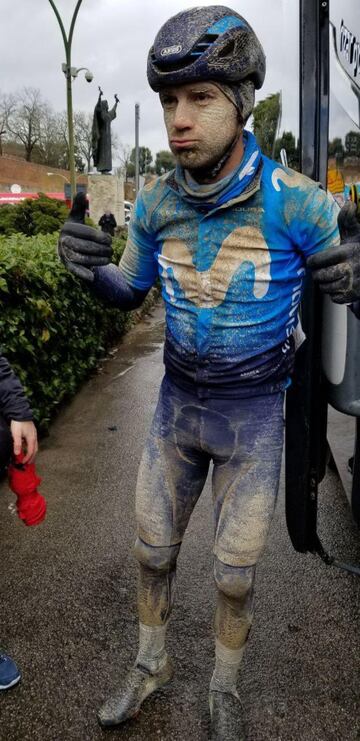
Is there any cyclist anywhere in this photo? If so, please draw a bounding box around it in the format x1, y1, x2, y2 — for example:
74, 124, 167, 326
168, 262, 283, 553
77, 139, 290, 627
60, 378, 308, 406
58, 6, 358, 738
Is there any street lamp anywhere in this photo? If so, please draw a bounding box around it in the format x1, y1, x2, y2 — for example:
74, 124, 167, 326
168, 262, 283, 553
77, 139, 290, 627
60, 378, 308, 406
61, 65, 93, 83
47, 172, 70, 184
48, 0, 93, 201
135, 103, 140, 196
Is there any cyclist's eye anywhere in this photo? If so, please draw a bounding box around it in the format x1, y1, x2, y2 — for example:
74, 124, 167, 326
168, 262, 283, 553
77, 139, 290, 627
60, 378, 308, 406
195, 92, 210, 102
161, 95, 176, 107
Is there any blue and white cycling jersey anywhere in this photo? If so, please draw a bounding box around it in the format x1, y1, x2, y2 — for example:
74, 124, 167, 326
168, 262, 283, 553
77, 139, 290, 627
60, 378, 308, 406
119, 132, 339, 396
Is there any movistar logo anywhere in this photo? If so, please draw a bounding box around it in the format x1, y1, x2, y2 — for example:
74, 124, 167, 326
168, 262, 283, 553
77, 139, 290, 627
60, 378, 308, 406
161, 45, 182, 57
158, 227, 271, 307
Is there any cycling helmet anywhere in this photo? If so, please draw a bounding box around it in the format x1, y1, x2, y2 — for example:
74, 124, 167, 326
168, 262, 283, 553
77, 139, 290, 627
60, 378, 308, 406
147, 6, 266, 93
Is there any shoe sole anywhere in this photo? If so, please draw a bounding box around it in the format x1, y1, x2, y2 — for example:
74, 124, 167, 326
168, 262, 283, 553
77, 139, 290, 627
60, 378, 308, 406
0, 675, 21, 690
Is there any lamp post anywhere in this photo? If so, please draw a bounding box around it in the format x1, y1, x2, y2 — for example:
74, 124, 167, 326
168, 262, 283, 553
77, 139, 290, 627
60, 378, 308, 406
47, 172, 70, 184
135, 103, 140, 196
48, 0, 93, 201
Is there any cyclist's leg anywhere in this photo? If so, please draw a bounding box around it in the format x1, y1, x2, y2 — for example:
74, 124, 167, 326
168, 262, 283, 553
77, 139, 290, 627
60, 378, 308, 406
98, 377, 210, 726
135, 377, 211, 631
208, 392, 284, 735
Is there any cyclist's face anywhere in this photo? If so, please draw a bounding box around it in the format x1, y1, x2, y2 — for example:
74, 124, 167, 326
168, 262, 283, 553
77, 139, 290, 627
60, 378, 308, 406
160, 81, 239, 172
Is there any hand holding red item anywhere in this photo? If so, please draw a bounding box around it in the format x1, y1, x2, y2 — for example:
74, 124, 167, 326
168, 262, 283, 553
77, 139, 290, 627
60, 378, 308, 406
7, 452, 47, 526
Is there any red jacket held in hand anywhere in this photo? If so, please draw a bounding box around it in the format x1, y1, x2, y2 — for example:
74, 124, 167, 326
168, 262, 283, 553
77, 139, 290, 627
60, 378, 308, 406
8, 453, 46, 526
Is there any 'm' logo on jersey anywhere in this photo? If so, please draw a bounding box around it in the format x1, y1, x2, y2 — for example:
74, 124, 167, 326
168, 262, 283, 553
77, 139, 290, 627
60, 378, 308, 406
161, 45, 182, 57
158, 226, 271, 308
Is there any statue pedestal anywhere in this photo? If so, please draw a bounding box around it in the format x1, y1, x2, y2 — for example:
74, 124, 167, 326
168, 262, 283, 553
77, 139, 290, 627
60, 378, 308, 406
88, 174, 125, 228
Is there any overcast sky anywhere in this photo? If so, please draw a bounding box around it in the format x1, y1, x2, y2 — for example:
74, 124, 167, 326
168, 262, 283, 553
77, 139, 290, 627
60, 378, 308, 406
1, 1, 299, 165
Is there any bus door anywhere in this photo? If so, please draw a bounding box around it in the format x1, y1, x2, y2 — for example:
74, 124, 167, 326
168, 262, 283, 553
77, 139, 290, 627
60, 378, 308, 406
285, 0, 360, 564
285, 0, 330, 556
323, 0, 360, 527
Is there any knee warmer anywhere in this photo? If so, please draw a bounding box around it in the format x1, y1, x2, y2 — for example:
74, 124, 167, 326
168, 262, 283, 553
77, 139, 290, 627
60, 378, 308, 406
0, 416, 12, 471
213, 556, 255, 602
134, 537, 180, 573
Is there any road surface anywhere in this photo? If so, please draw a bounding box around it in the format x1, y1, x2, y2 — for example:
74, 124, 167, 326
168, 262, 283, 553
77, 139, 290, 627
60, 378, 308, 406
0, 304, 359, 740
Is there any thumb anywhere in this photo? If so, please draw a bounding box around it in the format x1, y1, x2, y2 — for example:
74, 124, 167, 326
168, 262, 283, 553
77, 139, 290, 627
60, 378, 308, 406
338, 200, 360, 242
69, 196, 87, 224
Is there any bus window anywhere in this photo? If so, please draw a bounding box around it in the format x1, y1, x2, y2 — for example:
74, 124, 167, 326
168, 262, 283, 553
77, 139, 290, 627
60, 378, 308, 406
328, 3, 360, 206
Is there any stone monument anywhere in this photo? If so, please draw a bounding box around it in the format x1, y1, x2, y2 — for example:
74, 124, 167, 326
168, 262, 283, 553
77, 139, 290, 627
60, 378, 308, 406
88, 87, 125, 227
92, 87, 119, 174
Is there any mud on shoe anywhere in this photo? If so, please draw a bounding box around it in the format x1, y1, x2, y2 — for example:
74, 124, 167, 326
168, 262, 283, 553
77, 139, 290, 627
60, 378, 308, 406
0, 652, 21, 690
97, 656, 173, 727
209, 689, 246, 741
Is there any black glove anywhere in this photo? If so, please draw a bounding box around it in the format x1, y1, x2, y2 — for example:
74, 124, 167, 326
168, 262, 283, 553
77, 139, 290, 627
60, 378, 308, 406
307, 201, 360, 303
58, 222, 113, 283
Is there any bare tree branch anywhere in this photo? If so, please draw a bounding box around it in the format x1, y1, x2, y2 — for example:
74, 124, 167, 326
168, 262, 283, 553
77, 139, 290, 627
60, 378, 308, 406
6, 87, 47, 161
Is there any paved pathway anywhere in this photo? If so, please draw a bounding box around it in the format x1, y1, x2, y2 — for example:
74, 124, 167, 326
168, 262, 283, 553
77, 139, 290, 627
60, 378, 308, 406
1, 305, 359, 740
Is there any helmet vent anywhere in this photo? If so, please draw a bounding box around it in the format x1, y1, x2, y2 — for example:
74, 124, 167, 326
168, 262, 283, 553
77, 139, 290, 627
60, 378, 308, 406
190, 33, 219, 56
217, 39, 236, 58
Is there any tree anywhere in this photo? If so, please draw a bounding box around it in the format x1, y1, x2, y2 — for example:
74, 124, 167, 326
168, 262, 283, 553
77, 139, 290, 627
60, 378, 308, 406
328, 137, 344, 157
345, 131, 360, 157
274, 131, 300, 170
0, 91, 16, 156
115, 144, 132, 180
36, 108, 68, 168
130, 146, 152, 175
155, 150, 175, 175
6, 88, 47, 162
126, 162, 136, 179
0, 88, 113, 173
37, 109, 86, 171
252, 92, 281, 157
47, 110, 85, 172
74, 111, 93, 172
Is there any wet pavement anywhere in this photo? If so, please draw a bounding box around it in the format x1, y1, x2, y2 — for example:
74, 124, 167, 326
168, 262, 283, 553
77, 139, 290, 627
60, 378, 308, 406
0, 303, 359, 741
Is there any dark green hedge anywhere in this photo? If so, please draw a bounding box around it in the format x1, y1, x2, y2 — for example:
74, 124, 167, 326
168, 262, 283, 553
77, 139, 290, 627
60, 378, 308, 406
0, 195, 70, 236
0, 195, 96, 237
0, 232, 153, 430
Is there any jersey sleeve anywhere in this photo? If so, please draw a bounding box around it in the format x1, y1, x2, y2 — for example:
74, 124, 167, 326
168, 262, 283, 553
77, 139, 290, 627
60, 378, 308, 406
119, 193, 158, 290
290, 184, 340, 259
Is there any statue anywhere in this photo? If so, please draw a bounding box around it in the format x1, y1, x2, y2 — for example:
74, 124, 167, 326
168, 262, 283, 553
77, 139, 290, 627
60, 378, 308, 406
92, 87, 119, 174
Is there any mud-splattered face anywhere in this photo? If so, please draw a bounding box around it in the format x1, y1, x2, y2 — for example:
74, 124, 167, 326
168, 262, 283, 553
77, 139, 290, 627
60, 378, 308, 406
160, 81, 239, 173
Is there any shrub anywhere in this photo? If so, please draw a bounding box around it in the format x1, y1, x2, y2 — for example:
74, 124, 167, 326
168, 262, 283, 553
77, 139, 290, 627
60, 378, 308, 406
0, 195, 69, 237
0, 205, 17, 235
0, 231, 154, 430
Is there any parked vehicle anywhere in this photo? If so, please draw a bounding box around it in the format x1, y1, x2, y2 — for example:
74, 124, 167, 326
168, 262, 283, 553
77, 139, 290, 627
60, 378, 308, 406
124, 200, 133, 224
284, 0, 360, 573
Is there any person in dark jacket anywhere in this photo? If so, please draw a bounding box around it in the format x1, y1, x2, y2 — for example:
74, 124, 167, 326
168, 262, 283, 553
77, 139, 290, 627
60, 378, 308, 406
98, 210, 117, 236
0, 353, 38, 691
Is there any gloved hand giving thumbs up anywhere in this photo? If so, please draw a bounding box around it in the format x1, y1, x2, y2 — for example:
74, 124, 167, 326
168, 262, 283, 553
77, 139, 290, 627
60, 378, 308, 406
58, 191, 112, 284
307, 200, 360, 303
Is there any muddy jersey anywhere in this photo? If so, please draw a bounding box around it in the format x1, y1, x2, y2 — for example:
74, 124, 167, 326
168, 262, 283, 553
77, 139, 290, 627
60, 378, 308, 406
119, 132, 339, 397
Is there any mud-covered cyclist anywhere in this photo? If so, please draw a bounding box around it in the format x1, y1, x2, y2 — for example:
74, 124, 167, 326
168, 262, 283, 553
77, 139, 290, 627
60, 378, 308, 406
58, 6, 360, 739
